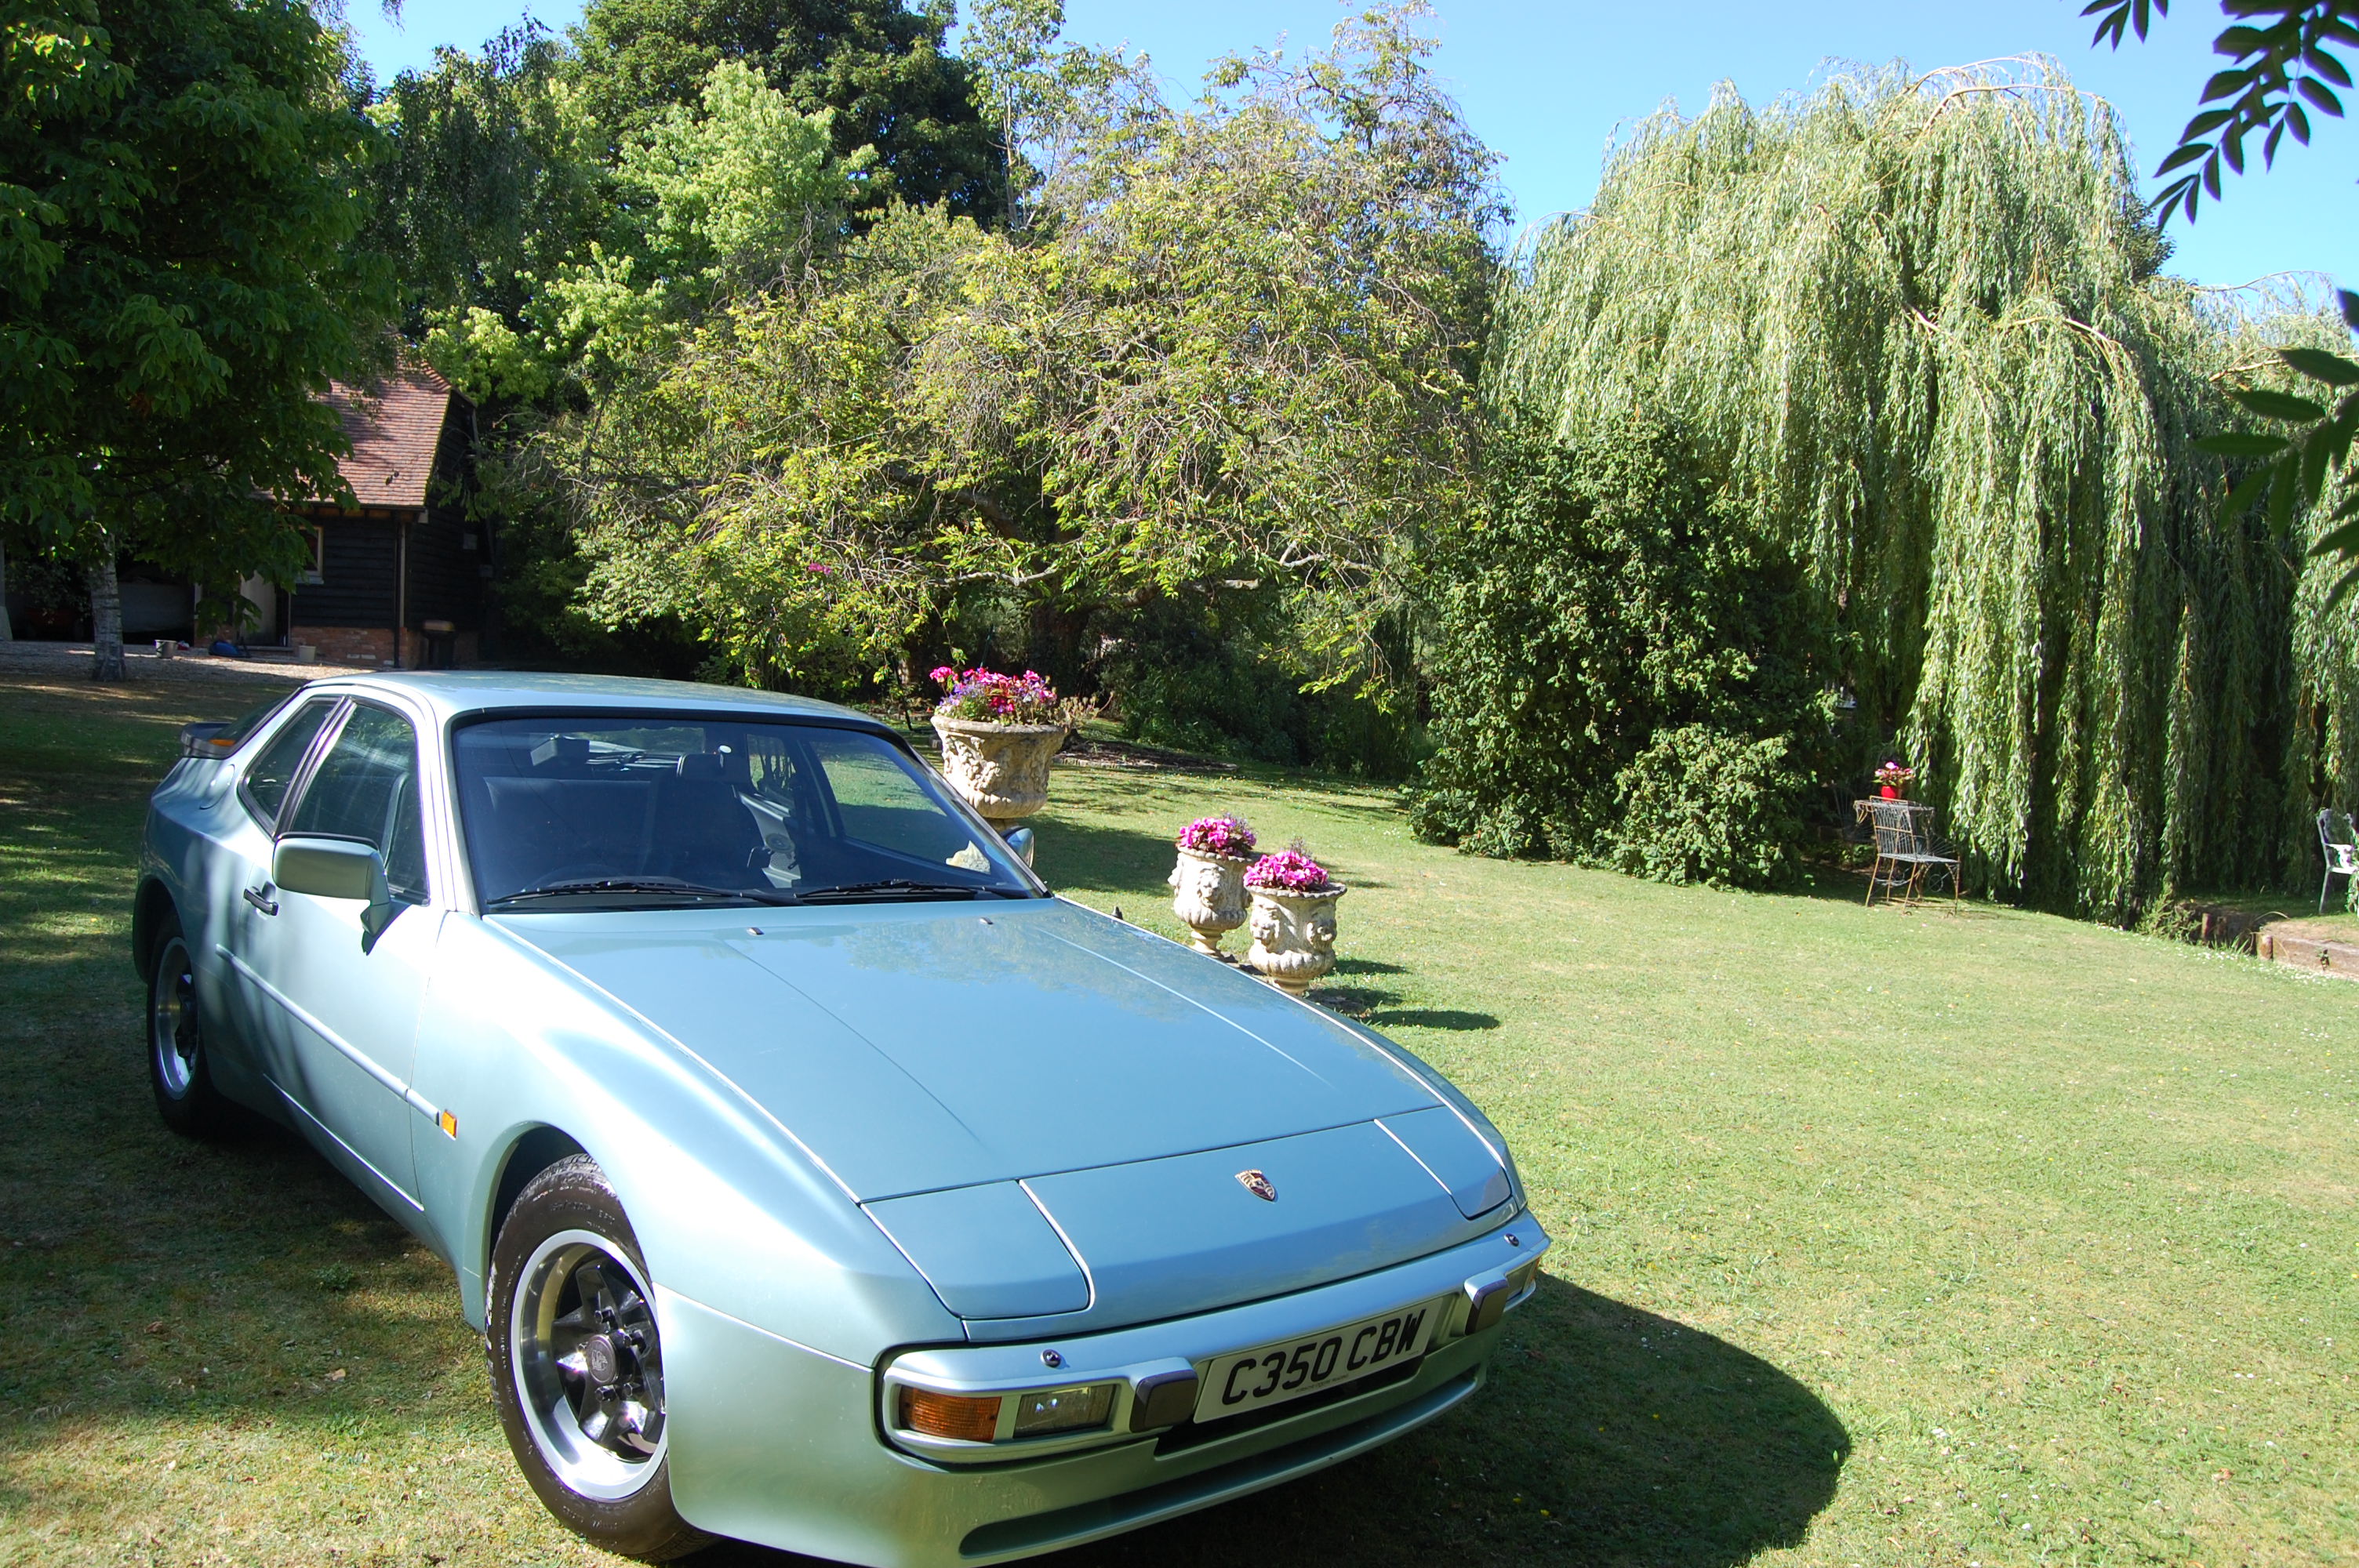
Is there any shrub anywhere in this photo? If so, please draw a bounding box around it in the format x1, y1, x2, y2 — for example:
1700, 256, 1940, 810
1091, 587, 1416, 777
1608, 725, 1811, 887
1410, 414, 1833, 887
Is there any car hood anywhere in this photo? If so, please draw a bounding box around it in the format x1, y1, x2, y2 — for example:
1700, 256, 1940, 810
496, 898, 1444, 1203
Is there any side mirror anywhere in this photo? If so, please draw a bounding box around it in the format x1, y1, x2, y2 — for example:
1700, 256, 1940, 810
178, 720, 231, 759
1003, 826, 1035, 866
274, 837, 397, 945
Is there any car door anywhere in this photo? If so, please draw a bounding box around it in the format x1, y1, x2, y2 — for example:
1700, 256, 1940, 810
242, 699, 441, 1214
216, 695, 345, 1076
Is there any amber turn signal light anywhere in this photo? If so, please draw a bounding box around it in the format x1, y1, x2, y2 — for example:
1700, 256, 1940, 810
897, 1387, 1001, 1442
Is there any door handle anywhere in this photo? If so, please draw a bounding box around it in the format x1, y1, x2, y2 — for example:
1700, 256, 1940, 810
243, 884, 279, 916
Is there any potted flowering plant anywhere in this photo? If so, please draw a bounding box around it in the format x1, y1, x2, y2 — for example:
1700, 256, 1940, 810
1874, 759, 1917, 800
928, 666, 1074, 834
1168, 815, 1258, 956
1243, 844, 1346, 996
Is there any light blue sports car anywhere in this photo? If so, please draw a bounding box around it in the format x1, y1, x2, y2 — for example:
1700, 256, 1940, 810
134, 673, 1547, 1563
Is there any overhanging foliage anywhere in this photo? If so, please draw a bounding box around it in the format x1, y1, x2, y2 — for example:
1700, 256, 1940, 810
1489, 59, 2357, 914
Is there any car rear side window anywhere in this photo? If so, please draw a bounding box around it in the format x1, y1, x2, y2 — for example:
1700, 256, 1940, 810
240, 699, 339, 826
214, 689, 300, 753
285, 704, 430, 900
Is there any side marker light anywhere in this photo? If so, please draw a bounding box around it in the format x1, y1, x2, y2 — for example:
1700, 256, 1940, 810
437, 1109, 458, 1138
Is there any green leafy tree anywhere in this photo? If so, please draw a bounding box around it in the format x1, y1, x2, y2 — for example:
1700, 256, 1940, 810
569, 0, 1000, 217
1411, 417, 1833, 888
963, 2, 1503, 701
1490, 60, 2350, 914
2082, 1, 2354, 223
362, 24, 609, 338
961, 0, 1061, 227
556, 201, 1005, 692
960, 0, 1136, 230
2081, 5, 2359, 597
556, 3, 1502, 718
2193, 289, 2359, 604
0, 0, 393, 678
424, 59, 858, 404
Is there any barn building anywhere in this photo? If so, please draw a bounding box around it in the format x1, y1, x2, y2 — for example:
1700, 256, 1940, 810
241, 365, 492, 667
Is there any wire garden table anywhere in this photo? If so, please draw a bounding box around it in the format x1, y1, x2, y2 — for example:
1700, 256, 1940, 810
1856, 798, 1963, 908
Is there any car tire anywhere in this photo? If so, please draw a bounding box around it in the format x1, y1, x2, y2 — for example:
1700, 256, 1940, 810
147, 913, 233, 1138
486, 1155, 711, 1562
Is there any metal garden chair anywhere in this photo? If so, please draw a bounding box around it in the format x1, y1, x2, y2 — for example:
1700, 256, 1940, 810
1864, 799, 1961, 908
2318, 808, 2359, 913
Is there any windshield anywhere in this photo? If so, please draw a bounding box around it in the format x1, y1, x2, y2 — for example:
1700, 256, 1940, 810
453, 715, 1041, 910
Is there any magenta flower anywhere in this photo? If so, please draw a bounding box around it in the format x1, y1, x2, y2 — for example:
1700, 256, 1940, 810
1176, 815, 1257, 858
1245, 848, 1332, 893
931, 665, 1063, 724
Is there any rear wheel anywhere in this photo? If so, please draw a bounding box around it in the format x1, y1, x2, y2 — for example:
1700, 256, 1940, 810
147, 914, 231, 1138
487, 1155, 711, 1562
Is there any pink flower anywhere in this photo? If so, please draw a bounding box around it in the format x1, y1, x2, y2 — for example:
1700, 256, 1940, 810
1176, 815, 1257, 858
1245, 848, 1332, 893
932, 666, 1064, 724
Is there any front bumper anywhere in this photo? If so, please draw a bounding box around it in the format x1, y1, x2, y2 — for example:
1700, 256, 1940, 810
659, 1214, 1548, 1566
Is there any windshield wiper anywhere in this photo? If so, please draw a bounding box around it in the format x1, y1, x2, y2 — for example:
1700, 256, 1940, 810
791, 878, 1004, 902
485, 877, 803, 910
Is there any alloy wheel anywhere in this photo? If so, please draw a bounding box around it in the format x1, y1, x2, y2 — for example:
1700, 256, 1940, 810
510, 1228, 669, 1501
150, 935, 200, 1099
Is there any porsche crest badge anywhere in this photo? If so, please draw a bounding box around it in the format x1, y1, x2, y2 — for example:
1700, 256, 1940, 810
1236, 1169, 1277, 1202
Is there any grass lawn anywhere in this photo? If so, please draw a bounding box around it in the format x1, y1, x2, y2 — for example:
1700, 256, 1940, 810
2, 670, 2354, 1566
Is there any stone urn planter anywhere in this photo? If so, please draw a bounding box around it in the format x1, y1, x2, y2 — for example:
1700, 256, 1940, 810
931, 715, 1065, 836
1169, 848, 1252, 956
1246, 883, 1346, 997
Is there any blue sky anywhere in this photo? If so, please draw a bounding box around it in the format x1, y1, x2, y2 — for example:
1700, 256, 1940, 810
344, 0, 2352, 290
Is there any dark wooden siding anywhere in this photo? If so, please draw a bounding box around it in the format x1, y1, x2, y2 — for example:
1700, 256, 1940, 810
405, 508, 482, 630
289, 521, 398, 629
284, 395, 489, 637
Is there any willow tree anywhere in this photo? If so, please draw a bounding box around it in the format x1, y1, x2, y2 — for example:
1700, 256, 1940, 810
1488, 57, 2357, 915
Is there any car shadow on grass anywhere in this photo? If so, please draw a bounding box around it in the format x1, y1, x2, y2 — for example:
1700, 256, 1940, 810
708, 1275, 1845, 1568
1365, 1007, 1500, 1031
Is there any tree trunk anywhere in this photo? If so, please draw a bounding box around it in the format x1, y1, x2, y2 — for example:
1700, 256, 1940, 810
0, 535, 12, 641
88, 554, 125, 681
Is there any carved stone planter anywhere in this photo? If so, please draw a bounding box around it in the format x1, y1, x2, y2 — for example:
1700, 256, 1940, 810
930, 716, 1064, 835
1245, 884, 1345, 997
1168, 848, 1252, 956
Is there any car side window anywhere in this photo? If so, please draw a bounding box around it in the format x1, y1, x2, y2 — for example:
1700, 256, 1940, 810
239, 699, 339, 827
283, 703, 431, 901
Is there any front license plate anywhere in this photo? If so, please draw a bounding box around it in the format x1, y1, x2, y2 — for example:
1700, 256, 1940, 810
1193, 1296, 1448, 1424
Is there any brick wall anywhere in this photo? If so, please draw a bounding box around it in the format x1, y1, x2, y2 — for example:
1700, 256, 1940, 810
293, 626, 395, 666
287, 625, 482, 667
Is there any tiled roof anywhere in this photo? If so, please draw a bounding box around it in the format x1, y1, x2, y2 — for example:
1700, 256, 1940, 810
308, 365, 456, 510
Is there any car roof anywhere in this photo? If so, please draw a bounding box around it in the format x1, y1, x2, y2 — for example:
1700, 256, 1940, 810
291, 670, 889, 728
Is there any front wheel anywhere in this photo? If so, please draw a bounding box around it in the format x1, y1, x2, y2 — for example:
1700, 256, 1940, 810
147, 914, 232, 1137
486, 1155, 711, 1562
